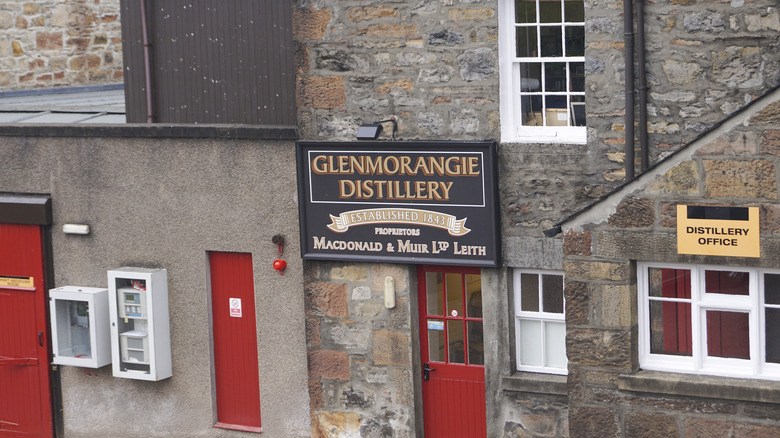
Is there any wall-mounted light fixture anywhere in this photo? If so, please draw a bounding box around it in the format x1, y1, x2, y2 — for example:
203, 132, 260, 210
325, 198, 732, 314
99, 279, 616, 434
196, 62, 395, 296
384, 276, 395, 309
356, 116, 398, 140
63, 224, 90, 235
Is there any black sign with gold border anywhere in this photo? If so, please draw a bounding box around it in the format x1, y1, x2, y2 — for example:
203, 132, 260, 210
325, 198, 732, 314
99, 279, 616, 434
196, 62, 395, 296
296, 141, 501, 267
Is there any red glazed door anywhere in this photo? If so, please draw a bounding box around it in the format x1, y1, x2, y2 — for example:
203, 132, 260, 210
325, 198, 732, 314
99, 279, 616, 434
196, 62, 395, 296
209, 252, 262, 433
418, 265, 486, 438
0, 223, 53, 437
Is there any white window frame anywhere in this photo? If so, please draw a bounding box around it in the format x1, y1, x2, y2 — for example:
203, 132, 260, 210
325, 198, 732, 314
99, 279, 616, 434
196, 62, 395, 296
498, 0, 586, 144
638, 262, 780, 381
513, 269, 567, 375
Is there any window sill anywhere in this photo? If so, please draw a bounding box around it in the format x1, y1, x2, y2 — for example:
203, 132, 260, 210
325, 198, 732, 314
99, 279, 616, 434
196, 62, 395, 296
501, 372, 568, 396
618, 370, 780, 404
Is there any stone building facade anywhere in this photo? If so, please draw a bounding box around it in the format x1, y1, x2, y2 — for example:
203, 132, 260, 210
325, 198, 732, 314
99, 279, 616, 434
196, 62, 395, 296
0, 0, 122, 89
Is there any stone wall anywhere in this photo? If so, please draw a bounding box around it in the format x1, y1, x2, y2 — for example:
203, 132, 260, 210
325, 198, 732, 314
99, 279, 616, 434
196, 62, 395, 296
0, 0, 122, 89
305, 262, 417, 438
562, 93, 780, 437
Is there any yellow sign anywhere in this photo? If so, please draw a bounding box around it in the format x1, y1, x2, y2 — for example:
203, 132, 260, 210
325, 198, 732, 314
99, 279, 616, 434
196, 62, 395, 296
677, 205, 759, 257
0, 276, 34, 288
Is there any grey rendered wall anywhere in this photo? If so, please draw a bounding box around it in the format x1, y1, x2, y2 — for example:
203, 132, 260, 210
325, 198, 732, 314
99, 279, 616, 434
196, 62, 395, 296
0, 133, 310, 437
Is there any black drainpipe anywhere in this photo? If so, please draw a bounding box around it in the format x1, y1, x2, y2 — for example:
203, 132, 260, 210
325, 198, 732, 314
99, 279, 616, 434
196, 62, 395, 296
624, 0, 635, 180
139, 0, 154, 123
636, 0, 649, 172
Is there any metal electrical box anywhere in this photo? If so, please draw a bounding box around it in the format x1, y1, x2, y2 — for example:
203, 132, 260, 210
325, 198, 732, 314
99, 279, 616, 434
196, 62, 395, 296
108, 267, 171, 381
49, 286, 111, 368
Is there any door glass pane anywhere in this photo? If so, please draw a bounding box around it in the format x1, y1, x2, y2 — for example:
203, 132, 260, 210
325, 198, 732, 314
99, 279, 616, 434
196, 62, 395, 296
427, 319, 445, 362
544, 321, 567, 368
649, 300, 692, 356
649, 267, 691, 299
539, 26, 563, 57
515, 0, 537, 24
542, 274, 563, 313
765, 273, 780, 304
426, 272, 443, 315
705, 270, 749, 296
516, 26, 538, 57
539, 1, 561, 23
519, 319, 542, 366
466, 274, 482, 318
766, 308, 780, 363
448, 320, 465, 364
520, 273, 539, 311
467, 321, 484, 365
446, 273, 463, 317
706, 310, 749, 359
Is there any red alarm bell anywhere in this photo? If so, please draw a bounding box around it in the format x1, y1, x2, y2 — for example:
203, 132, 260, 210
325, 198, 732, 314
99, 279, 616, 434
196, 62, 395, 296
273, 259, 287, 275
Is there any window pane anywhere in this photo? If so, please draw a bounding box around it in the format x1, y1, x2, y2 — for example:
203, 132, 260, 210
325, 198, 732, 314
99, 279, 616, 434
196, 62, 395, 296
542, 274, 564, 313
564, 1, 584, 22
544, 321, 567, 368
519, 319, 543, 366
426, 272, 443, 315
705, 270, 749, 296
428, 320, 445, 362
448, 320, 465, 364
466, 274, 482, 318
468, 321, 484, 365
571, 96, 585, 126
706, 311, 749, 359
765, 273, 780, 304
519, 62, 541, 92
565, 26, 584, 57
539, 26, 563, 57
569, 62, 585, 92
766, 308, 780, 363
446, 273, 463, 317
649, 300, 692, 356
648, 267, 691, 299
515, 0, 537, 24
539, 1, 561, 23
521, 273, 539, 311
516, 27, 538, 58
544, 62, 567, 92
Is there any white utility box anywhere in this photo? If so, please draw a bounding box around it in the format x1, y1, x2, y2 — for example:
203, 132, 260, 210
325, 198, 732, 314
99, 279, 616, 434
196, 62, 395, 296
108, 267, 171, 381
49, 286, 111, 368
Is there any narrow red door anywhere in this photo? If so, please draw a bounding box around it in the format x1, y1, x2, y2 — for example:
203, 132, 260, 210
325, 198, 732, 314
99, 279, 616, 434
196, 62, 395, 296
0, 223, 53, 437
418, 265, 486, 438
209, 252, 262, 432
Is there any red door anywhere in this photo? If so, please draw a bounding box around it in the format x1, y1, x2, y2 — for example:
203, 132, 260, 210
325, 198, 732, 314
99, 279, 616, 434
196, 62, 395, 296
0, 223, 53, 437
208, 252, 262, 433
418, 265, 486, 438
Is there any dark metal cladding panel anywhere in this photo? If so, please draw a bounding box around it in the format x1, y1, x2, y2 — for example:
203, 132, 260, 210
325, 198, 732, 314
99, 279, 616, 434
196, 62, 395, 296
119, 0, 148, 124
121, 0, 296, 125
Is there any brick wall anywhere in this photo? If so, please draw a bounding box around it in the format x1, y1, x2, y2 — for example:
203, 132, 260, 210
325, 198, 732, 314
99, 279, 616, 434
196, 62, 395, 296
0, 0, 122, 89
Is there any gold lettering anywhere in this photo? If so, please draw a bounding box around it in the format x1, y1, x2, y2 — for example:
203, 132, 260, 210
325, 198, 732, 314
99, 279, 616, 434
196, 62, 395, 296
339, 180, 356, 198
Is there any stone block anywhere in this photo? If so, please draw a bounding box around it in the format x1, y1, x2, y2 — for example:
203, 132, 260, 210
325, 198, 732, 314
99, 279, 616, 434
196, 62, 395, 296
331, 265, 368, 282
354, 302, 382, 318
569, 406, 620, 438
36, 32, 62, 50
712, 46, 763, 89
371, 264, 409, 292
662, 59, 702, 85
309, 379, 324, 408
599, 284, 633, 328
12, 41, 24, 56
761, 130, 780, 156
307, 316, 322, 348
347, 6, 398, 22
566, 327, 633, 369
448, 8, 495, 22
311, 410, 360, 437
607, 197, 655, 228
564, 259, 630, 282
626, 412, 679, 438
563, 230, 592, 256
293, 8, 331, 41
393, 368, 412, 405
646, 161, 699, 194
660, 203, 678, 228
309, 350, 350, 380
565, 281, 590, 326
752, 101, 780, 125
358, 24, 418, 38
703, 159, 778, 200
373, 329, 410, 367
306, 281, 349, 318
329, 325, 371, 352
297, 76, 346, 109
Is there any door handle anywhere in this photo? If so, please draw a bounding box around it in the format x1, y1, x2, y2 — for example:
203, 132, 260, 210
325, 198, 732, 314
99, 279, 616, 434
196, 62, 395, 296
39, 331, 44, 347
423, 363, 436, 381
